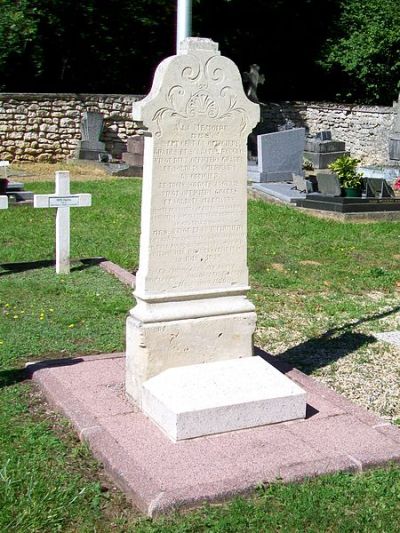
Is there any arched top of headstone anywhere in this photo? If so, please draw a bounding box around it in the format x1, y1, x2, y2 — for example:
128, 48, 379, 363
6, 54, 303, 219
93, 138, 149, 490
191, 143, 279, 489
133, 37, 259, 138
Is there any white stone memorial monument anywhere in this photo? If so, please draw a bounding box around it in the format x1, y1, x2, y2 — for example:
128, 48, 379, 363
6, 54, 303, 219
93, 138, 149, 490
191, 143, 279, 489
34, 171, 91, 274
126, 38, 306, 440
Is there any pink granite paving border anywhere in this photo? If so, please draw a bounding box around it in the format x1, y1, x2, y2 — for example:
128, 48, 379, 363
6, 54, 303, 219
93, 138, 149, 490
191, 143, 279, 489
98, 260, 136, 287
27, 352, 400, 517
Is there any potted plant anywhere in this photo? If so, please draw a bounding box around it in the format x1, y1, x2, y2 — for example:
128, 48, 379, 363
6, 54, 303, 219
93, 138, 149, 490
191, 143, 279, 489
328, 155, 363, 197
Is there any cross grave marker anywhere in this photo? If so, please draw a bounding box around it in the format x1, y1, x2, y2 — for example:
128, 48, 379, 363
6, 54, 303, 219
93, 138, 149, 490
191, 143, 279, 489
33, 171, 91, 274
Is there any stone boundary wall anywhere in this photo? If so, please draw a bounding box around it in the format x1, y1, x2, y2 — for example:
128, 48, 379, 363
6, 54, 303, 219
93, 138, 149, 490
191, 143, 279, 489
0, 93, 143, 162
0, 93, 397, 164
260, 102, 396, 165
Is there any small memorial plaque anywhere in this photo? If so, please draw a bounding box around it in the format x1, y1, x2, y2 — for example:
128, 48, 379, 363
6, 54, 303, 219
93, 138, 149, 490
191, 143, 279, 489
49, 196, 80, 208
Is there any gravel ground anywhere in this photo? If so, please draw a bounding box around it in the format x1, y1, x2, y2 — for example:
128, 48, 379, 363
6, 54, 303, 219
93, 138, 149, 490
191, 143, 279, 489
256, 291, 400, 424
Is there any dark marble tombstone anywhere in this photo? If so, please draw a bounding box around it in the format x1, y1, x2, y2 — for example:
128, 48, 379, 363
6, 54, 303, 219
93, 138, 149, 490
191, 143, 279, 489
316, 173, 341, 197
364, 178, 394, 198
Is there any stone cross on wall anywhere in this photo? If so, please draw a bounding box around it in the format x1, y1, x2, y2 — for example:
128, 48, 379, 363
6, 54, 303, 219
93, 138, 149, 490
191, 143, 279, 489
126, 38, 260, 403
34, 171, 92, 274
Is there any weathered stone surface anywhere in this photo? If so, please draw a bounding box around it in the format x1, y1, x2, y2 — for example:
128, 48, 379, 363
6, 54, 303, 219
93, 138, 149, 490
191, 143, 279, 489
141, 356, 307, 441
126, 38, 259, 405
0, 94, 396, 163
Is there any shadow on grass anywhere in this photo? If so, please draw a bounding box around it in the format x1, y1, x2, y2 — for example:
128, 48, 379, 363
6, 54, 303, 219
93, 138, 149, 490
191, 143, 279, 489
0, 358, 84, 390
0, 257, 105, 276
0, 259, 55, 276
279, 331, 376, 373
258, 304, 400, 374
0, 368, 26, 388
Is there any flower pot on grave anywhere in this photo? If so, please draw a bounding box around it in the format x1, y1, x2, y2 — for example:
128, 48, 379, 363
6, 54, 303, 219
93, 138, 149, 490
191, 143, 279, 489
0, 178, 9, 194
343, 187, 361, 198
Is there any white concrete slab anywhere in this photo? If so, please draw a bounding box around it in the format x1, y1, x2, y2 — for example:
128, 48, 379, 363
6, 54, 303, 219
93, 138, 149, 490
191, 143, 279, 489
0, 195, 8, 209
375, 331, 400, 347
142, 356, 306, 441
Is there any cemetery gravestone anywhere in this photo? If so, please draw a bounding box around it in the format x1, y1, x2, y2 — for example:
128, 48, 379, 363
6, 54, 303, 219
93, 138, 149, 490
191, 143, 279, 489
248, 128, 305, 183
389, 93, 400, 160
316, 173, 341, 197
75, 112, 110, 161
121, 135, 144, 177
126, 37, 306, 440
304, 131, 348, 169
292, 173, 313, 194
364, 178, 394, 198
34, 171, 91, 274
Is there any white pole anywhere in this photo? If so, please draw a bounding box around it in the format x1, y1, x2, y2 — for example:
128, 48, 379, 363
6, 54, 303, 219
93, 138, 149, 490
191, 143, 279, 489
55, 171, 70, 275
177, 0, 192, 52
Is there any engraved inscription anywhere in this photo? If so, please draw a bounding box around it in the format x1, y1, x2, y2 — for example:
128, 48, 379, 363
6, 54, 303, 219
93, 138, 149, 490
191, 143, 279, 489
134, 39, 259, 297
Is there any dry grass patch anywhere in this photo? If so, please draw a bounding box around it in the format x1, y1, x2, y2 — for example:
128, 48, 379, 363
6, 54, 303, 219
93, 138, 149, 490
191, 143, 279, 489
11, 161, 116, 182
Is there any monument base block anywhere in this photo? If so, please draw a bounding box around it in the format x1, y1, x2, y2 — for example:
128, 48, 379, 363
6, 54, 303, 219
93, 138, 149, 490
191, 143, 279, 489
126, 299, 256, 404
141, 356, 306, 441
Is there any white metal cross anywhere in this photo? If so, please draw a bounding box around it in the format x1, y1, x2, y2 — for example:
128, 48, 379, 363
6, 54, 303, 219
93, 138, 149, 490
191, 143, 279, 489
33, 171, 92, 274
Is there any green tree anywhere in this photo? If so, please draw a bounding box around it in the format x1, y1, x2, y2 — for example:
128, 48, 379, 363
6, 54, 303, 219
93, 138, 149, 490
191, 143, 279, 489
319, 0, 400, 103
0, 0, 175, 93
0, 1, 38, 90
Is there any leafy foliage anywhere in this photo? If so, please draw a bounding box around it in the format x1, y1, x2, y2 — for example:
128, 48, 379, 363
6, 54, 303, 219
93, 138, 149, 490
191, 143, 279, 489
0, 0, 175, 93
329, 155, 363, 189
319, 0, 400, 103
0, 1, 399, 103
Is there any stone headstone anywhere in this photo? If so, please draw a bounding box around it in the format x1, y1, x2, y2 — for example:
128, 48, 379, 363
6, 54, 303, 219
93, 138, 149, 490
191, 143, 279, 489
277, 119, 295, 131
292, 173, 313, 194
0, 160, 9, 179
121, 135, 144, 176
316, 173, 341, 197
316, 130, 332, 141
304, 132, 348, 169
364, 178, 394, 198
75, 112, 110, 161
389, 94, 400, 160
125, 37, 306, 438
248, 128, 305, 183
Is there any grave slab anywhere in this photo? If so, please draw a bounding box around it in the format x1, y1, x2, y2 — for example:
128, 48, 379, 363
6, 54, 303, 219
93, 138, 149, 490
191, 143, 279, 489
0, 195, 8, 209
142, 357, 306, 441
375, 331, 400, 347
28, 352, 400, 517
252, 182, 307, 203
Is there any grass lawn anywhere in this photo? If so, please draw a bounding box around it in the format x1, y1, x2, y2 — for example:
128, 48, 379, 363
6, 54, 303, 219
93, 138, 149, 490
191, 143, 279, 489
1, 175, 400, 531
